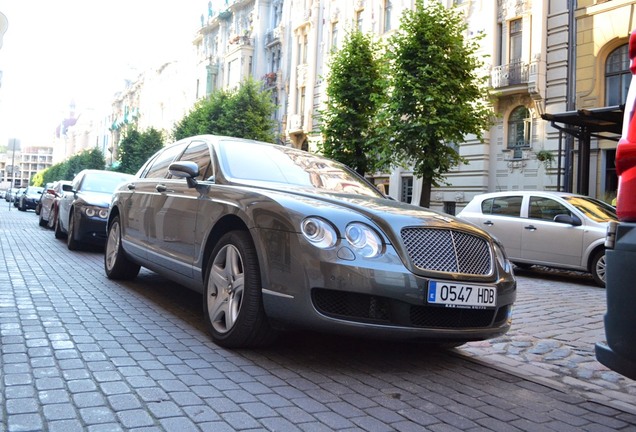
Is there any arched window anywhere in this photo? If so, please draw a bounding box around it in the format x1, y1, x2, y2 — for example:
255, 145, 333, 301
606, 44, 631, 106
507, 106, 530, 159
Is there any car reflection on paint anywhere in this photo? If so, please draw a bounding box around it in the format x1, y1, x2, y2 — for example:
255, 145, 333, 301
104, 135, 517, 348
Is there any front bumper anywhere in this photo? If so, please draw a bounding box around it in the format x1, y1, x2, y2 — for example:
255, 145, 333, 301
73, 212, 109, 245
260, 231, 516, 342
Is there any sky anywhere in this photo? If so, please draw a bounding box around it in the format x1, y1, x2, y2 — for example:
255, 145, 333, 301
0, 0, 206, 147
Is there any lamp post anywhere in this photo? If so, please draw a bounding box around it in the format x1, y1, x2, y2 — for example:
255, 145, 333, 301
8, 138, 19, 211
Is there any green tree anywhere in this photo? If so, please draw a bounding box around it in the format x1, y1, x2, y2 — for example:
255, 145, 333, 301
174, 77, 276, 142
319, 30, 385, 176
382, 0, 493, 207
117, 127, 165, 174
34, 148, 106, 186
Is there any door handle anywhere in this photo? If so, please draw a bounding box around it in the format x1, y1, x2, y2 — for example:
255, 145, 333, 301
483, 220, 494, 226
524, 225, 537, 231
156, 184, 167, 192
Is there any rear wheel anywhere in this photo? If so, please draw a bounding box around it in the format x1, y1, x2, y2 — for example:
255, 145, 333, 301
104, 216, 140, 280
591, 250, 606, 288
203, 230, 276, 348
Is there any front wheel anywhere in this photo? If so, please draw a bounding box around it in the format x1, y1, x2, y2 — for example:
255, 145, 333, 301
203, 230, 276, 348
591, 250, 606, 288
54, 212, 66, 239
38, 213, 47, 227
104, 216, 140, 280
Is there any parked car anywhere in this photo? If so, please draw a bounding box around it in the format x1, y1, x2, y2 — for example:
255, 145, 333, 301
4, 187, 18, 202
104, 135, 517, 348
39, 181, 71, 228
457, 191, 616, 287
34, 182, 53, 215
13, 188, 26, 207
17, 186, 44, 211
595, 27, 636, 380
56, 170, 134, 250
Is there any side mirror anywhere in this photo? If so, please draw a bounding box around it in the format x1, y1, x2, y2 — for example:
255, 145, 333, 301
554, 214, 582, 226
169, 161, 200, 188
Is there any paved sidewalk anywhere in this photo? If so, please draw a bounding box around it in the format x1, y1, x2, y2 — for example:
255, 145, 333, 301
1, 203, 636, 431
459, 267, 636, 415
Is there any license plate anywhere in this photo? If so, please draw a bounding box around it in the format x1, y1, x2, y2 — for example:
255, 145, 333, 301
427, 281, 496, 309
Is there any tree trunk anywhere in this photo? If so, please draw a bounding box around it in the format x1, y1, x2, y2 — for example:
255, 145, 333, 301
418, 178, 432, 208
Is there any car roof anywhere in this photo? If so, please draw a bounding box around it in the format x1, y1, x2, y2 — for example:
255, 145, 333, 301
472, 190, 587, 200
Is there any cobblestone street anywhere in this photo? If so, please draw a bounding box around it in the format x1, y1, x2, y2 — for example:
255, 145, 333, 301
1, 203, 635, 431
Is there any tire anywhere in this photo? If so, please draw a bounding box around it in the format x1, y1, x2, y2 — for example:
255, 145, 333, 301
54, 214, 65, 239
203, 230, 276, 348
38, 213, 47, 227
48, 206, 57, 230
591, 250, 606, 288
67, 212, 80, 250
104, 216, 140, 280
35, 204, 41, 215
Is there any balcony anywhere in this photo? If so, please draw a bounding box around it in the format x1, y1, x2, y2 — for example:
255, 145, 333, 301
265, 26, 283, 46
263, 72, 278, 88
490, 60, 538, 92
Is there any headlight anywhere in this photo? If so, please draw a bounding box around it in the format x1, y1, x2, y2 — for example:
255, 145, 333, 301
345, 223, 383, 258
301, 217, 337, 249
84, 207, 108, 219
493, 242, 511, 272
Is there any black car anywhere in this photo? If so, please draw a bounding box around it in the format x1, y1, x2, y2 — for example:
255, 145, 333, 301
55, 170, 134, 250
104, 135, 517, 348
18, 186, 44, 211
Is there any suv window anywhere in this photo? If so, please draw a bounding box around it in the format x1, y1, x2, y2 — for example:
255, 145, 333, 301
482, 196, 522, 217
144, 142, 188, 179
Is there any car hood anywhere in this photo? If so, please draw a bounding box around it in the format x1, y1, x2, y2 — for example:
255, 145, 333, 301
241, 184, 490, 241
76, 191, 113, 207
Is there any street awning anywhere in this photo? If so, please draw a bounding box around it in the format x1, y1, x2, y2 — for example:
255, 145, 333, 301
541, 105, 624, 194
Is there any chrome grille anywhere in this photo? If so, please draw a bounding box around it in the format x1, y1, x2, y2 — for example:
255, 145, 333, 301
401, 228, 492, 275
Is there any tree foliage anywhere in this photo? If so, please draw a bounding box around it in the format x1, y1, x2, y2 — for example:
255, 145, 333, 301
116, 127, 165, 174
380, 0, 493, 206
173, 77, 276, 142
32, 148, 106, 186
319, 30, 385, 176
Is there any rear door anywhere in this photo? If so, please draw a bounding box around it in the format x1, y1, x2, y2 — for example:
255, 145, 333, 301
476, 195, 524, 259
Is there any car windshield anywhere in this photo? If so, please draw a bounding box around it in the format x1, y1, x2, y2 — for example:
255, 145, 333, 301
563, 196, 618, 223
82, 173, 131, 194
217, 141, 383, 197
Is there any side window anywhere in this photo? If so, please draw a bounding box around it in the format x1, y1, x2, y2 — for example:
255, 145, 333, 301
144, 142, 188, 179
528, 196, 571, 221
179, 141, 212, 180
485, 196, 522, 217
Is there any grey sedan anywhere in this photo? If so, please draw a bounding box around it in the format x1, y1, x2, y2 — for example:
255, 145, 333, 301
105, 135, 517, 348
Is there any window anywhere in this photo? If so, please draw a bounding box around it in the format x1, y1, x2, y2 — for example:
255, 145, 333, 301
145, 142, 188, 179
481, 196, 522, 217
356, 10, 363, 31
331, 21, 339, 51
400, 177, 413, 203
302, 33, 308, 63
383, 0, 392, 33
605, 44, 631, 106
179, 141, 212, 180
299, 87, 306, 126
507, 106, 531, 158
509, 19, 522, 62
528, 196, 571, 221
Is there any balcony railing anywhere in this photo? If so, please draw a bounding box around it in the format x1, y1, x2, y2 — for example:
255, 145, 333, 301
491, 60, 538, 89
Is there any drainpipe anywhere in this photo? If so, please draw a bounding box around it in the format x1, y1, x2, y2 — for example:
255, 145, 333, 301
564, 0, 577, 192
